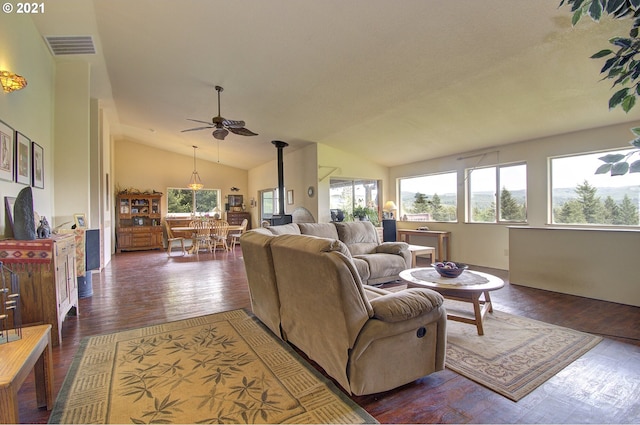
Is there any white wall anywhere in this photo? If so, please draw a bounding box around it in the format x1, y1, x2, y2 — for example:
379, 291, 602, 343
510, 227, 639, 307
0, 13, 55, 232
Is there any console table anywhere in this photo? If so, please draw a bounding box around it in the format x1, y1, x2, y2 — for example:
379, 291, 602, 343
0, 235, 77, 346
397, 229, 451, 262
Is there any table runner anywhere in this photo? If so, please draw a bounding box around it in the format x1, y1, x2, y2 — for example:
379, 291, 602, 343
0, 239, 54, 270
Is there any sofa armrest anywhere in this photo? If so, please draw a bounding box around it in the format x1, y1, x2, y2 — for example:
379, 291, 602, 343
369, 288, 443, 322
375, 242, 408, 255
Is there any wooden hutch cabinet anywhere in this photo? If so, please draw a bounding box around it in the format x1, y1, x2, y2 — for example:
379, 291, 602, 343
226, 211, 251, 229
116, 192, 163, 252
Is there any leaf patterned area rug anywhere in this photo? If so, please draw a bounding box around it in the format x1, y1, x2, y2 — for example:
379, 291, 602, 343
49, 309, 377, 424
445, 308, 603, 401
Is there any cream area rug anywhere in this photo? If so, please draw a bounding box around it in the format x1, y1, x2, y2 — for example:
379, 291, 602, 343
445, 308, 603, 401
49, 309, 377, 424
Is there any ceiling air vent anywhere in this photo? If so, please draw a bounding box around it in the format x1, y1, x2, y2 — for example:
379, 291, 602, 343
45, 36, 96, 55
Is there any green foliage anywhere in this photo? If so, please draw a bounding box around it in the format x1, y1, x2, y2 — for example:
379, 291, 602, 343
560, 0, 640, 175
167, 188, 193, 213
553, 179, 639, 224
472, 201, 497, 222
500, 187, 526, 221
409, 192, 457, 221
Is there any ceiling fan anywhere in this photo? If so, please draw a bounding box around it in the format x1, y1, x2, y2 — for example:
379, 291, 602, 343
181, 85, 258, 140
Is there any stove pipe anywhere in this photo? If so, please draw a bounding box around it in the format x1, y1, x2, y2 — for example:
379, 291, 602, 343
270, 140, 292, 225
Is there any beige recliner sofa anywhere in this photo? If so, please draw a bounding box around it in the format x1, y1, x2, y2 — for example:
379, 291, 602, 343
240, 230, 447, 396
262, 221, 410, 285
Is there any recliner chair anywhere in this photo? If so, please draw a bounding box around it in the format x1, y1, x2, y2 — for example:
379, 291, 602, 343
268, 234, 447, 395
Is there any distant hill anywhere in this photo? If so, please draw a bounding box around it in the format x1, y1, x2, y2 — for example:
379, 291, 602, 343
401, 186, 639, 211
552, 186, 639, 207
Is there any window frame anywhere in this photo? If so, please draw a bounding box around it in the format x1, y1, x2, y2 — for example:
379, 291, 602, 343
549, 148, 640, 227
165, 187, 222, 217
329, 178, 380, 224
397, 171, 458, 222
465, 162, 528, 224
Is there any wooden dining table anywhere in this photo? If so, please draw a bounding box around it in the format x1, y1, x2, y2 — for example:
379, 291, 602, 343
172, 225, 243, 254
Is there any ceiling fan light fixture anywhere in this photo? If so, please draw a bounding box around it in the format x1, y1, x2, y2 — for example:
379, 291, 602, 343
213, 128, 228, 140
187, 145, 204, 190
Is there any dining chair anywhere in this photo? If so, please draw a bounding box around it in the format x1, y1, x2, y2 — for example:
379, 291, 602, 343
229, 218, 248, 250
165, 222, 185, 256
189, 220, 213, 253
211, 220, 230, 252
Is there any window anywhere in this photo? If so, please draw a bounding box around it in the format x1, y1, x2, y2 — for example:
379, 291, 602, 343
398, 172, 457, 222
260, 189, 276, 221
330, 178, 380, 225
550, 149, 640, 226
467, 163, 527, 223
166, 188, 221, 215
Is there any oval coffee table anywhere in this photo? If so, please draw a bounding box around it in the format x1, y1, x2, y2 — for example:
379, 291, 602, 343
399, 267, 504, 335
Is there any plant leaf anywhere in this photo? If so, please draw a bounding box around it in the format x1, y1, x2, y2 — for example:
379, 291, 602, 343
609, 88, 629, 109
598, 153, 626, 163
571, 7, 584, 24
595, 163, 612, 174
630, 136, 640, 148
611, 161, 630, 175
622, 94, 636, 112
589, 0, 603, 20
629, 159, 640, 172
606, 0, 627, 14
591, 48, 613, 58
611, 36, 633, 48
601, 56, 618, 73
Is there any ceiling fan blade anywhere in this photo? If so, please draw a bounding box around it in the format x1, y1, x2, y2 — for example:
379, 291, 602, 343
213, 128, 229, 140
186, 118, 214, 125
181, 126, 215, 132
222, 119, 246, 129
228, 127, 258, 137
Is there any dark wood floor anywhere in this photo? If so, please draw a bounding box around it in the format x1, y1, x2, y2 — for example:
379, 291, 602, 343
16, 247, 640, 424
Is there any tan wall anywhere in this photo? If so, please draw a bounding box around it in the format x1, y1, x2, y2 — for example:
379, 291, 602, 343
114, 139, 248, 219
509, 227, 639, 307
53, 62, 91, 227
317, 144, 390, 223
390, 120, 640, 270
0, 13, 55, 234
247, 144, 318, 228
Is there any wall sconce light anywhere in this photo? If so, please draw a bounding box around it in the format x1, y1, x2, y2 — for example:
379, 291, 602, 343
187, 145, 204, 190
0, 70, 27, 93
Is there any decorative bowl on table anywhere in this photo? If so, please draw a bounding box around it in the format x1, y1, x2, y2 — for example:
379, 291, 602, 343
432, 261, 468, 278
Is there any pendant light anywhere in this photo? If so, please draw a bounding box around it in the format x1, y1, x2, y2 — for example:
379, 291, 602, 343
188, 145, 204, 190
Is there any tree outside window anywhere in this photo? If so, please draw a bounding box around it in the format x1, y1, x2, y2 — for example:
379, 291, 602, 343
166, 187, 221, 216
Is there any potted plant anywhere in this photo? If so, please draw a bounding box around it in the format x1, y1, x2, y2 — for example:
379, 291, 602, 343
352, 206, 369, 221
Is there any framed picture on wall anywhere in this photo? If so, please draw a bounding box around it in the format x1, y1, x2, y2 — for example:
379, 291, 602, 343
15, 131, 31, 185
0, 120, 14, 182
31, 141, 44, 189
4, 196, 16, 237
74, 213, 87, 228
228, 195, 243, 207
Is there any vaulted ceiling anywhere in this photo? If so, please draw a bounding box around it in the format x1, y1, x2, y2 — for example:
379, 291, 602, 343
31, 0, 637, 170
